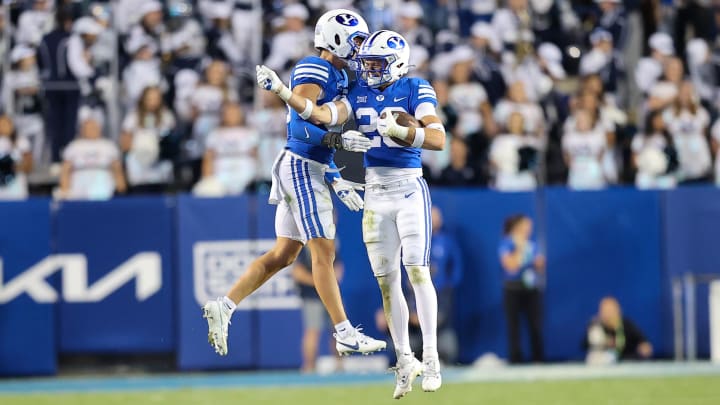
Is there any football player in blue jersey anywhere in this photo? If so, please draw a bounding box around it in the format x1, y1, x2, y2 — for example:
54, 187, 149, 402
203, 9, 386, 359
262, 30, 446, 398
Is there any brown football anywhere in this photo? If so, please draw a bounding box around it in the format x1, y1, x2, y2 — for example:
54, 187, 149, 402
380, 111, 420, 147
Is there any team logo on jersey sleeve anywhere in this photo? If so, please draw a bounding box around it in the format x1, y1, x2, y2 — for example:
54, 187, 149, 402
387, 36, 406, 49
335, 13, 359, 26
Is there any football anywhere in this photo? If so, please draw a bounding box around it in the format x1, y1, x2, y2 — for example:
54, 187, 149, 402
379, 111, 420, 147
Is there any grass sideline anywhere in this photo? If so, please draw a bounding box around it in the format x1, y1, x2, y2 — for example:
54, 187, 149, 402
3, 376, 720, 405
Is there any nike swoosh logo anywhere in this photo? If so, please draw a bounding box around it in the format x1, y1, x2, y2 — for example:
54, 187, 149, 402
394, 97, 407, 102
338, 341, 360, 351
404, 192, 415, 198
304, 127, 310, 138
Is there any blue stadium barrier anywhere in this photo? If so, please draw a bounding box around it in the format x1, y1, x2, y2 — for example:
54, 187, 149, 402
54, 197, 176, 353
543, 188, 665, 361
176, 195, 256, 370
1, 187, 719, 375
0, 199, 55, 376
663, 186, 720, 358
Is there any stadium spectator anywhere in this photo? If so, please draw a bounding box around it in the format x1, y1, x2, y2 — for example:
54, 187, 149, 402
491, 0, 535, 53
584, 296, 653, 364
4, 45, 45, 166
673, 0, 715, 61
446, 46, 496, 139
15, 0, 54, 47
264, 4, 312, 78
632, 111, 678, 189
292, 246, 343, 373
685, 39, 717, 108
187, 60, 238, 182
164, 0, 206, 71
663, 81, 712, 184
122, 35, 166, 109
67, 16, 106, 110
197, 102, 258, 196
38, 7, 79, 163
125, 1, 164, 58
489, 112, 539, 191
468, 22, 506, 105
58, 117, 126, 200
120, 86, 175, 194
579, 29, 622, 97
593, 0, 627, 50
562, 108, 609, 190
0, 115, 32, 200
438, 137, 482, 186
494, 81, 545, 138
646, 57, 683, 114
635, 32, 675, 96
252, 92, 288, 187
499, 214, 545, 364
396, 1, 433, 51
205, 2, 243, 66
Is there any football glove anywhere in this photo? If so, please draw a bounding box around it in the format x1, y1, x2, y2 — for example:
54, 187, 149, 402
376, 112, 409, 140
255, 64, 291, 101
332, 178, 364, 212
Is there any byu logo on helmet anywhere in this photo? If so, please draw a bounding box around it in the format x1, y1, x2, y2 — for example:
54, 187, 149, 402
387, 36, 405, 49
335, 13, 358, 26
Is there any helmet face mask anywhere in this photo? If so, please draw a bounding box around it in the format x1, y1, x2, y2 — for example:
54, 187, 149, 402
357, 55, 397, 88
355, 30, 410, 88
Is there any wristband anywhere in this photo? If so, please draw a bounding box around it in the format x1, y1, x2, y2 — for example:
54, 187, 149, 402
411, 128, 425, 148
299, 98, 313, 120
277, 86, 292, 102
324, 101, 338, 126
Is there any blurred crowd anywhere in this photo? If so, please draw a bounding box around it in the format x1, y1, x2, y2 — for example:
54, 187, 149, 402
2, 0, 720, 200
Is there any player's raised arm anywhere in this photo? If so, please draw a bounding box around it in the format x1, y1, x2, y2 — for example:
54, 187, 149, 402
256, 65, 350, 126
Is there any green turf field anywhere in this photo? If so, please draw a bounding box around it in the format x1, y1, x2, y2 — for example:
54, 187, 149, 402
3, 376, 720, 405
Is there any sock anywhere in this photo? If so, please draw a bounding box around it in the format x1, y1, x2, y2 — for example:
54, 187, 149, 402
334, 320, 353, 339
222, 296, 237, 312
407, 265, 438, 357
377, 270, 411, 356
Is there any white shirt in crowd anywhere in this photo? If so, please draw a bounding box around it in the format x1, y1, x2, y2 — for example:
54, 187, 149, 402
163, 19, 207, 59
635, 57, 664, 94
122, 59, 166, 108
264, 29, 313, 74
663, 107, 712, 181
631, 133, 676, 189
0, 136, 30, 200
62, 138, 120, 200
562, 126, 608, 190
494, 100, 545, 135
250, 105, 293, 182
122, 110, 176, 186
2, 68, 44, 163
709, 120, 720, 185
16, 9, 54, 47
205, 126, 259, 194
448, 82, 488, 137
67, 34, 96, 81
489, 133, 538, 191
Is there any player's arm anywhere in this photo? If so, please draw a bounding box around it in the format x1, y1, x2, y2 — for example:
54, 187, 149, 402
255, 65, 350, 126
377, 103, 447, 151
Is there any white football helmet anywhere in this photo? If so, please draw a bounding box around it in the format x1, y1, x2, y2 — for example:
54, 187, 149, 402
314, 9, 369, 60
356, 30, 410, 88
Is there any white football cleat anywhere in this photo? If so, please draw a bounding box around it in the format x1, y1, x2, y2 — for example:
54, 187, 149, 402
334, 326, 387, 356
202, 298, 232, 356
421, 354, 442, 392
392, 355, 424, 399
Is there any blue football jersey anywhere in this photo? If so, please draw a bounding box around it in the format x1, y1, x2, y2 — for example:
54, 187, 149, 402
347, 77, 438, 168
286, 56, 349, 165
